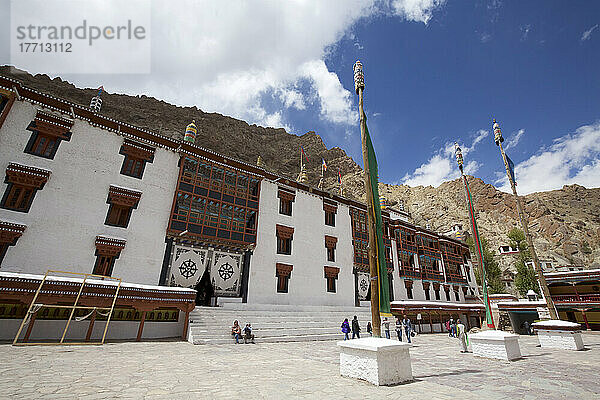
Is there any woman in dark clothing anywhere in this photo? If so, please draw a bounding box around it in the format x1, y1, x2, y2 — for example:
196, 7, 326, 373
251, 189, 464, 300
341, 318, 351, 340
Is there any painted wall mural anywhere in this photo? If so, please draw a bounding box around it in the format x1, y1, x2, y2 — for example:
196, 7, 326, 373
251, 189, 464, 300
170, 245, 208, 288
357, 272, 370, 300
211, 251, 242, 296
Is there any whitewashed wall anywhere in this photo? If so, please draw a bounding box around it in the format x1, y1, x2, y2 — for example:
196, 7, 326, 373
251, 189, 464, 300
2, 317, 184, 341
0, 100, 179, 284
248, 180, 355, 306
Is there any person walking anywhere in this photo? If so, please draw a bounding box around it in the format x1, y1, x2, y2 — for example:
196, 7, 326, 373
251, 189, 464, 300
395, 317, 403, 341
382, 317, 391, 339
457, 319, 468, 353
341, 318, 351, 340
450, 318, 456, 338
351, 315, 361, 339
366, 321, 372, 336
523, 320, 531, 335
403, 315, 412, 343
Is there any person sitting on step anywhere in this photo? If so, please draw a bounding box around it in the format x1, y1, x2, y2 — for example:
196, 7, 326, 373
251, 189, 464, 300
243, 323, 255, 344
231, 320, 242, 344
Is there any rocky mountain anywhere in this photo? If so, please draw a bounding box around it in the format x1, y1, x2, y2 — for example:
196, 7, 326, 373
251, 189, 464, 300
2, 66, 599, 269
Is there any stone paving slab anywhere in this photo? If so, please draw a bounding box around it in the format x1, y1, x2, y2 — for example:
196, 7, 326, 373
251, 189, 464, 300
1, 333, 599, 399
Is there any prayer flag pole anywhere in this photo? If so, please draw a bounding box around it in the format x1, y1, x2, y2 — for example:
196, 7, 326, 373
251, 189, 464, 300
454, 143, 495, 329
354, 60, 385, 337
493, 119, 558, 320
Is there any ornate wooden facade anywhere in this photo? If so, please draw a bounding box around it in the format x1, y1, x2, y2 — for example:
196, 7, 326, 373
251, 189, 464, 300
168, 155, 261, 246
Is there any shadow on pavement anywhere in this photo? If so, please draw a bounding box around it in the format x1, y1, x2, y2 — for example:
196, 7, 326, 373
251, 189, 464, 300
414, 369, 482, 379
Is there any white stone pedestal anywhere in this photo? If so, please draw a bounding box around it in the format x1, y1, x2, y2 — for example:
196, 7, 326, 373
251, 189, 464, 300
338, 338, 412, 386
470, 330, 521, 361
532, 320, 584, 350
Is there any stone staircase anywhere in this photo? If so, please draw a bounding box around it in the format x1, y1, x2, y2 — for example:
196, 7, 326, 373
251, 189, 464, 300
188, 304, 373, 345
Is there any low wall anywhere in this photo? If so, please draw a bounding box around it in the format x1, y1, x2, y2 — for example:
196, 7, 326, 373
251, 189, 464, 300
2, 313, 184, 342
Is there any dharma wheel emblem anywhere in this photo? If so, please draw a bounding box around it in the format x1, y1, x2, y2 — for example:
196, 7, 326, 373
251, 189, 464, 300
218, 262, 234, 281
360, 279, 368, 292
179, 259, 198, 279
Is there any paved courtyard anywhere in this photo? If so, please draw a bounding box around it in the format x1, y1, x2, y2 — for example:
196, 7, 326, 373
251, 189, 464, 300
1, 333, 599, 399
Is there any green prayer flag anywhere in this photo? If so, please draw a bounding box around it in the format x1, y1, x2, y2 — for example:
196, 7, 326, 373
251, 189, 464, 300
365, 124, 391, 316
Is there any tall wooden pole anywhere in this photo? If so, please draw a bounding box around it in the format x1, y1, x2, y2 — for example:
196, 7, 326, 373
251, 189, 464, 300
493, 119, 558, 320
354, 60, 381, 337
454, 143, 495, 328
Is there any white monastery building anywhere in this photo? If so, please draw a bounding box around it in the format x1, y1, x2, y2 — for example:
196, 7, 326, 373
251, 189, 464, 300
0, 76, 484, 341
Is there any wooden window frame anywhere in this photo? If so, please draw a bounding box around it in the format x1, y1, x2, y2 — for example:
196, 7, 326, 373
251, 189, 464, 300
105, 186, 142, 228
277, 236, 292, 255
327, 247, 335, 262
120, 156, 146, 179
0, 221, 26, 267
276, 225, 294, 255
1, 163, 50, 213
278, 189, 295, 216
325, 235, 337, 262
24, 111, 73, 160
94, 236, 126, 277
119, 139, 155, 180
325, 210, 336, 226
404, 280, 413, 299
324, 266, 339, 293
277, 275, 289, 293
0, 243, 8, 266
276, 263, 293, 294
93, 254, 117, 276
279, 198, 292, 216
323, 202, 337, 227
0, 89, 16, 129
423, 281, 431, 301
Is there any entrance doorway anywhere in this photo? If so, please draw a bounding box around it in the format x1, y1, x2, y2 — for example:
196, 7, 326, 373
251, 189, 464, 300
195, 268, 214, 306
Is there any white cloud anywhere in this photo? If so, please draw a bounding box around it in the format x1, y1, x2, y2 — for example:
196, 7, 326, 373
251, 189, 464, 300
479, 32, 492, 43
504, 128, 525, 151
581, 24, 599, 41
400, 129, 488, 187
495, 122, 600, 194
520, 24, 532, 41
299, 60, 357, 125
390, 0, 447, 24
6, 0, 449, 131
467, 129, 489, 151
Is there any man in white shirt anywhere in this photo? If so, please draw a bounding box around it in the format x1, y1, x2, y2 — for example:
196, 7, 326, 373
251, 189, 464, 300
457, 319, 468, 353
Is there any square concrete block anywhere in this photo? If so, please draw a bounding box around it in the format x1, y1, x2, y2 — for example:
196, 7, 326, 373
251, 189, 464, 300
338, 337, 412, 386
532, 320, 584, 350
470, 330, 521, 361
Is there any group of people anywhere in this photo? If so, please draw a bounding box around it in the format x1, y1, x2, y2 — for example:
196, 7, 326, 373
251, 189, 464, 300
231, 320, 255, 344
341, 316, 363, 340
446, 317, 468, 353
341, 315, 414, 343
383, 316, 413, 343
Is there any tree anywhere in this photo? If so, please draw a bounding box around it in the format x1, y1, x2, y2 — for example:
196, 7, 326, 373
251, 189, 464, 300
466, 235, 504, 294
508, 228, 540, 297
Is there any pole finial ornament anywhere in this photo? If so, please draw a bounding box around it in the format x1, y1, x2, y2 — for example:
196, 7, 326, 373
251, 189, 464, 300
454, 142, 464, 172
353, 60, 365, 95
184, 120, 197, 144
493, 118, 503, 146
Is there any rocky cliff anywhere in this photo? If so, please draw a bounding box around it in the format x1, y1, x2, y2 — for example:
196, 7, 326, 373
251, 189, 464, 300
2, 66, 599, 269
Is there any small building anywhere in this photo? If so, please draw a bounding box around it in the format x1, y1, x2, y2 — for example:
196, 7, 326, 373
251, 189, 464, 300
496, 268, 600, 331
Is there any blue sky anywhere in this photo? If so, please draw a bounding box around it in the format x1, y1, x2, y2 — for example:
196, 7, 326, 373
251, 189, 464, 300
2, 0, 599, 194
